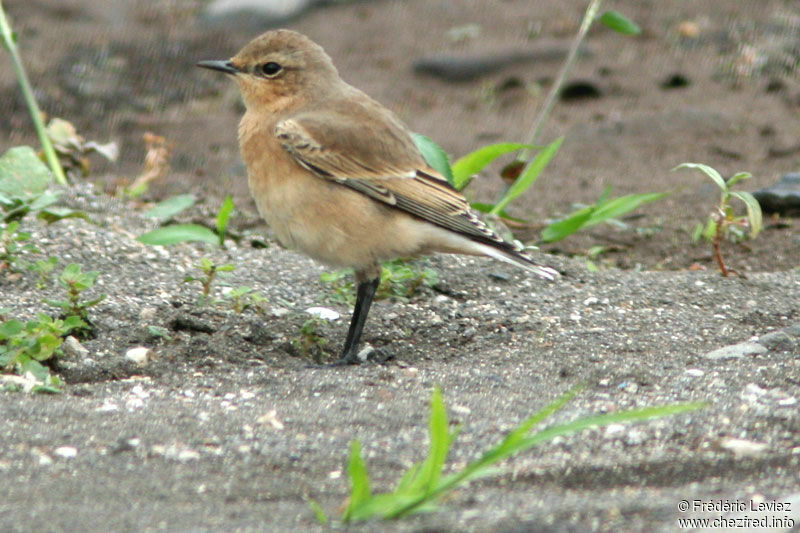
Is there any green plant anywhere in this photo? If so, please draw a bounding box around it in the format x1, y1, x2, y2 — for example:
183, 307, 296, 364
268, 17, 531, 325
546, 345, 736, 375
184, 257, 235, 300
674, 163, 763, 277
29, 256, 58, 288
0, 2, 66, 185
0, 146, 86, 225
312, 386, 705, 524
0, 313, 85, 393
45, 263, 106, 324
540, 188, 671, 243
225, 286, 267, 313
138, 195, 234, 247
378, 259, 438, 301
0, 220, 38, 272
411, 3, 645, 244
292, 317, 328, 362
322, 259, 438, 306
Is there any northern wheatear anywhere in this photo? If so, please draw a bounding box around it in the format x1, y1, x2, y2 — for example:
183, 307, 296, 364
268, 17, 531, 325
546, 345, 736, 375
198, 30, 557, 364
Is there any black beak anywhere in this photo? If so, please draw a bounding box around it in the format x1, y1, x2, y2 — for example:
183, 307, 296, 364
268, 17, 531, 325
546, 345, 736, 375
196, 59, 240, 75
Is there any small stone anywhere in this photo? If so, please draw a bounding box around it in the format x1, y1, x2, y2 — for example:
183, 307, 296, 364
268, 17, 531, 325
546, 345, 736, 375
702, 342, 767, 360
201, 0, 316, 29
305, 307, 340, 321
62, 336, 89, 359
583, 296, 600, 306
719, 437, 768, 457
356, 344, 374, 362
463, 327, 477, 339
271, 307, 290, 318
752, 172, 800, 216
177, 449, 200, 462
125, 347, 154, 366
604, 424, 626, 438
778, 397, 798, 407
757, 330, 796, 352
685, 368, 705, 377
256, 409, 284, 430
54, 446, 78, 459
625, 429, 647, 446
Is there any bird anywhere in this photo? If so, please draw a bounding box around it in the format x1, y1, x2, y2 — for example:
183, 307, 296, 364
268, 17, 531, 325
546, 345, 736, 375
197, 29, 558, 365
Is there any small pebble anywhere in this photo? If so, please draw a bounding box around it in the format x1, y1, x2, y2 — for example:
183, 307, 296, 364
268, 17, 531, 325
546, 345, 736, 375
305, 307, 340, 321
62, 336, 89, 359
54, 446, 78, 459
719, 437, 768, 457
125, 347, 154, 366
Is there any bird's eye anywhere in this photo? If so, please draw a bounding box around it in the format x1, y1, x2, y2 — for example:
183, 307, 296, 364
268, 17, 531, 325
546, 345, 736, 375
260, 62, 282, 77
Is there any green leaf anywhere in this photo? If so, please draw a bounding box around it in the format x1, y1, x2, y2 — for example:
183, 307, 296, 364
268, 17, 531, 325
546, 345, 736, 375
28, 190, 60, 211
0, 319, 24, 339
38, 206, 89, 224
307, 498, 328, 525
451, 143, 531, 190
145, 194, 196, 220
138, 224, 220, 246
469, 202, 528, 223
343, 440, 372, 522
541, 206, 595, 243
726, 171, 752, 189
586, 191, 670, 225
413, 133, 454, 186
21, 358, 51, 380
598, 10, 641, 35
729, 191, 763, 239
0, 146, 54, 200
491, 137, 563, 215
541, 191, 669, 243
673, 163, 727, 191
216, 195, 234, 245
410, 387, 450, 495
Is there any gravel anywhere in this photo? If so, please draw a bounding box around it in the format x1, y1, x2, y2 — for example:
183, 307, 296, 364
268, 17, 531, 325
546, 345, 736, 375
1, 183, 799, 532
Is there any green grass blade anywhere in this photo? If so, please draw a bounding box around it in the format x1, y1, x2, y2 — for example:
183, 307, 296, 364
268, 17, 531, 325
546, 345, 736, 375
0, 4, 66, 185
451, 143, 531, 190
541, 206, 595, 243
413, 133, 454, 186
729, 191, 763, 239
541, 191, 669, 243
145, 194, 196, 220
409, 386, 450, 495
491, 137, 562, 215
585, 191, 670, 226
598, 10, 641, 35
307, 498, 328, 525
342, 440, 372, 522
726, 171, 752, 188
673, 163, 726, 191
216, 195, 234, 246
515, 402, 708, 451
424, 399, 705, 520
137, 224, 220, 246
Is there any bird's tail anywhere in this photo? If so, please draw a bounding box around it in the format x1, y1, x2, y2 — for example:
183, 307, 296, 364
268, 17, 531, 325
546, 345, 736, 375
477, 242, 559, 280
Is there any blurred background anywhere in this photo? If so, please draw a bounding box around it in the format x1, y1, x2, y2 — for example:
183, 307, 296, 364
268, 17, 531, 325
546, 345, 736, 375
1, 0, 798, 270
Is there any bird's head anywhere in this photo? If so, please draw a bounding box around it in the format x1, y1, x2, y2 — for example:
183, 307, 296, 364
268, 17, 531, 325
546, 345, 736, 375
197, 29, 340, 113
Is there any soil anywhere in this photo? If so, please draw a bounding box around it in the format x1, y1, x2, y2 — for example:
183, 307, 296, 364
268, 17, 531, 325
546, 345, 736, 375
1, 1, 799, 532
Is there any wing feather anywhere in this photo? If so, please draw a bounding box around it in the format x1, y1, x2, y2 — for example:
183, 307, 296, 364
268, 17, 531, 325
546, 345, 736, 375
274, 108, 542, 262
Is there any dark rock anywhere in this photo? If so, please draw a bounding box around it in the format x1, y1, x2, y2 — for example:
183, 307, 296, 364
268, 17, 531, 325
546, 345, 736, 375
752, 173, 800, 216
560, 80, 602, 101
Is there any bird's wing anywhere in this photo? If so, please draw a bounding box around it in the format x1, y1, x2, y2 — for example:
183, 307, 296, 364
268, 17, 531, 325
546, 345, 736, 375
274, 111, 505, 247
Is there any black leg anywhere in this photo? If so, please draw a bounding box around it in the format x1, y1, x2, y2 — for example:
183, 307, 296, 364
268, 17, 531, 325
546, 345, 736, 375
335, 276, 380, 364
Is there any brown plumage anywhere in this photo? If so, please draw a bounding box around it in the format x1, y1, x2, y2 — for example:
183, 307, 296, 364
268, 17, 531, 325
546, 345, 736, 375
198, 30, 557, 364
